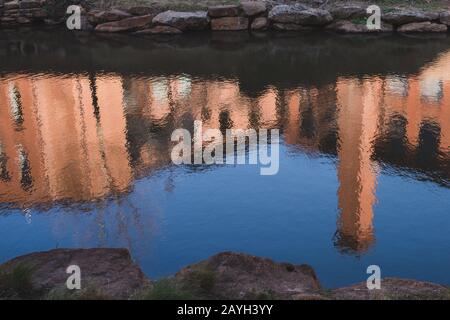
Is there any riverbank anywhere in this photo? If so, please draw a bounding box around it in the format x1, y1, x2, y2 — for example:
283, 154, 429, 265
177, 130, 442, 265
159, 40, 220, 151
0, 248, 449, 300
1, 1, 450, 34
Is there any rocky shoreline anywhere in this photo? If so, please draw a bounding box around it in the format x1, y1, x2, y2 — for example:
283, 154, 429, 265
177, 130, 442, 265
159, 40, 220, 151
0, 1, 450, 35
0, 248, 449, 300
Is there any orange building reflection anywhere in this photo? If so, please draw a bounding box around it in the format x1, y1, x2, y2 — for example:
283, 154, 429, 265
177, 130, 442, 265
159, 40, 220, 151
0, 52, 449, 253
0, 75, 132, 205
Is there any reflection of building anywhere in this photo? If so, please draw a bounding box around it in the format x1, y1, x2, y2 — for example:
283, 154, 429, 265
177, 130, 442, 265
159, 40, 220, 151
333, 78, 381, 253
0, 75, 132, 205
0, 51, 449, 253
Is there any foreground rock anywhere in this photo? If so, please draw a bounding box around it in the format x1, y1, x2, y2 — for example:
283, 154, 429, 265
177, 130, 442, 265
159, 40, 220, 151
397, 22, 447, 33
0, 248, 150, 299
153, 10, 209, 31
1, 249, 449, 300
332, 278, 450, 300
268, 5, 332, 26
174, 252, 321, 299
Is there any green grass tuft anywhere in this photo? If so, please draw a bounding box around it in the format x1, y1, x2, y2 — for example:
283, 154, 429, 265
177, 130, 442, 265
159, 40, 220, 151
0, 263, 40, 300
139, 278, 196, 300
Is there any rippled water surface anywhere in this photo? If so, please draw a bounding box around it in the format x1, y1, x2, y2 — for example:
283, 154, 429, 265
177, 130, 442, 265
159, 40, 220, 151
0, 30, 449, 288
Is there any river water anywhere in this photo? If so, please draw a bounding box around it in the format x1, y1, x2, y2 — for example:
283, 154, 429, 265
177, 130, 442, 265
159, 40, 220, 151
0, 29, 449, 288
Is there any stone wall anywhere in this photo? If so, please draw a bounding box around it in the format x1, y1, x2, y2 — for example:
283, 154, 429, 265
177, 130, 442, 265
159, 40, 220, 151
0, 0, 48, 25
0, 1, 450, 34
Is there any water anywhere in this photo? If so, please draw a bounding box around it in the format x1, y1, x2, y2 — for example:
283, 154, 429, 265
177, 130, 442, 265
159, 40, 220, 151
0, 29, 449, 288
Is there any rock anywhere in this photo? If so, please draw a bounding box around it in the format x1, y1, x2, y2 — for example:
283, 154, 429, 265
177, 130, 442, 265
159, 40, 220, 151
397, 21, 447, 33
0, 248, 150, 299
211, 16, 249, 31
251, 17, 268, 30
0, 16, 17, 24
4, 0, 19, 10
326, 20, 393, 33
329, 4, 367, 20
331, 278, 450, 300
268, 5, 333, 26
135, 25, 182, 34
273, 23, 318, 31
16, 16, 31, 24
127, 6, 155, 16
153, 10, 209, 31
208, 5, 240, 18
382, 9, 436, 25
18, 0, 40, 9
440, 12, 450, 26
240, 1, 266, 17
95, 14, 153, 33
174, 252, 321, 299
88, 9, 132, 25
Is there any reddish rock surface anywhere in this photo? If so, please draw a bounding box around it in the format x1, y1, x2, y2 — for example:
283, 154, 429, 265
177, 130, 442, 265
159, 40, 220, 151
0, 248, 150, 299
174, 251, 321, 299
332, 278, 450, 300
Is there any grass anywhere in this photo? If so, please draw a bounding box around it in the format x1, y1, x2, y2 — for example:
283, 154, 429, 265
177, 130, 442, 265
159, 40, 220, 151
0, 263, 41, 300
351, 17, 369, 25
45, 286, 111, 300
138, 278, 196, 300
137, 268, 217, 300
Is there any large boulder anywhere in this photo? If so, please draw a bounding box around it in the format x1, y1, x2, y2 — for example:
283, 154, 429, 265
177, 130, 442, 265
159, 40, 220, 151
94, 14, 153, 32
211, 16, 249, 31
329, 4, 367, 20
153, 10, 209, 31
440, 11, 450, 26
332, 278, 450, 300
382, 9, 439, 25
208, 5, 240, 18
326, 20, 393, 33
240, 1, 267, 17
173, 252, 321, 299
397, 21, 447, 33
0, 248, 150, 299
268, 5, 332, 26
